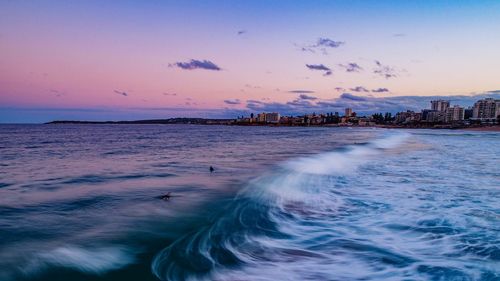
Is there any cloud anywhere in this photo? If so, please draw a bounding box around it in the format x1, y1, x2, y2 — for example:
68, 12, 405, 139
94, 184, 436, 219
339, 62, 363, 73
287, 99, 313, 107
306, 64, 332, 76
6, 92, 500, 123
299, 94, 317, 100
393, 33, 406, 37
316, 38, 344, 48
239, 92, 500, 117
372, 88, 389, 93
114, 90, 128, 97
334, 87, 345, 92
237, 30, 246, 35
50, 89, 65, 97
349, 86, 369, 93
373, 60, 398, 79
288, 90, 315, 94
244, 84, 261, 89
297, 37, 345, 54
224, 99, 241, 105
340, 93, 368, 101
170, 59, 222, 71
163, 92, 177, 96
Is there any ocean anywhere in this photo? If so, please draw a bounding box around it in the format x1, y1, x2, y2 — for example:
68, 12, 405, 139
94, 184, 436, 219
0, 124, 498, 281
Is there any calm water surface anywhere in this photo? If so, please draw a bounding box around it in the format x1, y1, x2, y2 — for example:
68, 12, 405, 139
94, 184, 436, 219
0, 125, 499, 281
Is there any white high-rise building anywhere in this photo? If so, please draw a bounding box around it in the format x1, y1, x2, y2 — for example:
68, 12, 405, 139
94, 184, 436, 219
445, 105, 465, 123
257, 113, 266, 123
431, 100, 450, 112
472, 98, 500, 122
265, 112, 280, 123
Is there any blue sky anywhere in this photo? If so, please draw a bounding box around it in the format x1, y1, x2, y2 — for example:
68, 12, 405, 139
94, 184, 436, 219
1, 0, 500, 122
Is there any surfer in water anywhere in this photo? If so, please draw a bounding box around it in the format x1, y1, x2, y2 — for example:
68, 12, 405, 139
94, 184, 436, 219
159, 192, 172, 200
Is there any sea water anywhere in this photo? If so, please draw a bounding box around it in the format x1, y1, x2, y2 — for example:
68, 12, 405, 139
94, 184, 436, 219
0, 125, 498, 281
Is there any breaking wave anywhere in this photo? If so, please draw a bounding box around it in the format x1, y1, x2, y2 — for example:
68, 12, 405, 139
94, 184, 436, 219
151, 132, 420, 281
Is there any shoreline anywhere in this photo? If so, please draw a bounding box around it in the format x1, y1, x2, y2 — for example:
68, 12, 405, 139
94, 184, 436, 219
41, 120, 500, 131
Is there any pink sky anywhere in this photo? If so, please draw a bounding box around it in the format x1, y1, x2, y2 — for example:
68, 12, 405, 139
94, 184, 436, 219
1, 1, 500, 122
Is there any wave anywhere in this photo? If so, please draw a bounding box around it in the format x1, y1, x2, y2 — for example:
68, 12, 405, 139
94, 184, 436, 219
23, 245, 135, 276
283, 132, 409, 175
151, 132, 412, 281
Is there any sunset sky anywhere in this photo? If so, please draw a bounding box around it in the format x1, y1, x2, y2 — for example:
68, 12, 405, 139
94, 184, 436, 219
1, 0, 500, 122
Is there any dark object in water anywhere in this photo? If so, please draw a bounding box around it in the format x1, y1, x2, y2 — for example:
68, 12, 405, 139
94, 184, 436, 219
159, 192, 171, 200
210, 166, 215, 173
157, 192, 181, 201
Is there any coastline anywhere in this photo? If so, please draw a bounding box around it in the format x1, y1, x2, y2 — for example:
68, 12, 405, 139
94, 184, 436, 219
43, 120, 500, 131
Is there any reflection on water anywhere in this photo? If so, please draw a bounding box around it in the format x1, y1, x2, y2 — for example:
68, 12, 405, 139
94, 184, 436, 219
0, 125, 498, 281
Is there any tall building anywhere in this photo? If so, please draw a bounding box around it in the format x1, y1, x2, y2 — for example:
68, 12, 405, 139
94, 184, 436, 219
265, 112, 280, 123
445, 105, 464, 123
464, 107, 474, 120
345, 108, 353, 117
426, 111, 445, 123
472, 98, 500, 122
257, 113, 266, 123
431, 100, 450, 112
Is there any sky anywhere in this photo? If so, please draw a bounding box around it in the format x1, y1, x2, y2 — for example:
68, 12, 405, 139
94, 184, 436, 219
1, 0, 500, 123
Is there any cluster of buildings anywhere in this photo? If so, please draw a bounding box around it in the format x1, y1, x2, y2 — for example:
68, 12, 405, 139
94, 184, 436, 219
236, 108, 375, 126
394, 98, 500, 125
235, 98, 500, 127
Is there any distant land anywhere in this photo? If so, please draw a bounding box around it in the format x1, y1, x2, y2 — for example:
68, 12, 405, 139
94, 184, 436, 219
45, 118, 500, 131
45, 118, 234, 125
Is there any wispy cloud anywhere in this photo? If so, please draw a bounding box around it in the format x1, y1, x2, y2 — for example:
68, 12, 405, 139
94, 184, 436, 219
163, 92, 177, 96
114, 90, 128, 97
393, 33, 406, 37
224, 99, 241, 105
297, 37, 345, 54
50, 89, 65, 97
170, 59, 222, 71
373, 60, 397, 79
339, 93, 368, 101
339, 62, 363, 73
299, 94, 317, 100
316, 38, 344, 48
6, 93, 500, 123
306, 64, 332, 76
244, 84, 261, 89
349, 86, 369, 93
372, 88, 389, 93
237, 30, 246, 35
288, 90, 315, 94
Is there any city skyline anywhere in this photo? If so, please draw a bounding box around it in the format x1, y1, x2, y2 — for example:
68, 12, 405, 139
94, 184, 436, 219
1, 1, 500, 123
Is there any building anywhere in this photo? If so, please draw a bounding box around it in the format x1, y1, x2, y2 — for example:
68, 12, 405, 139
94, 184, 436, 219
425, 110, 445, 123
345, 108, 353, 117
421, 109, 434, 121
431, 100, 450, 112
358, 118, 375, 126
472, 98, 500, 123
265, 112, 280, 123
257, 113, 266, 123
464, 107, 474, 120
395, 110, 421, 124
445, 105, 465, 123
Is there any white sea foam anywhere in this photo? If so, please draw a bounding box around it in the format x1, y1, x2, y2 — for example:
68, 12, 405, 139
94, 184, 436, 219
283, 132, 410, 175
24, 245, 135, 275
